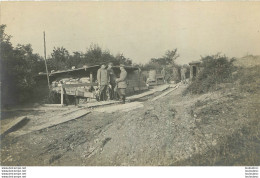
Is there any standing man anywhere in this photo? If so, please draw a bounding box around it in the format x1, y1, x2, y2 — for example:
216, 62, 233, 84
172, 66, 179, 84
116, 64, 128, 104
181, 66, 187, 84
107, 62, 116, 100
97, 64, 109, 101
161, 67, 166, 83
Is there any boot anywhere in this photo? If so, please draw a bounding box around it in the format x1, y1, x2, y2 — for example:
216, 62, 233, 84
122, 95, 125, 104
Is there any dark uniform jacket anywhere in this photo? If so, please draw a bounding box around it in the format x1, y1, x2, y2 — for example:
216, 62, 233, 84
97, 68, 108, 86
117, 69, 127, 89
107, 68, 116, 85
181, 68, 187, 77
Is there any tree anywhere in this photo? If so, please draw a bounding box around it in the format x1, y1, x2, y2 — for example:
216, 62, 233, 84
185, 54, 236, 94
163, 48, 179, 65
68, 51, 83, 68
142, 48, 179, 70
1, 25, 44, 106
83, 44, 103, 65
48, 47, 70, 70
45, 44, 134, 72
115, 53, 132, 66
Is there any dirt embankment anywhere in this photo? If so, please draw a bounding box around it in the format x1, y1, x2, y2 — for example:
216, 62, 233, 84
1, 66, 260, 166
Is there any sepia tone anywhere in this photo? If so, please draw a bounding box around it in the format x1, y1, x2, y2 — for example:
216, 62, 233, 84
0, 2, 260, 166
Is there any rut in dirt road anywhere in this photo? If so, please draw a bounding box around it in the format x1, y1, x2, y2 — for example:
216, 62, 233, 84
2, 83, 256, 166
55, 84, 203, 166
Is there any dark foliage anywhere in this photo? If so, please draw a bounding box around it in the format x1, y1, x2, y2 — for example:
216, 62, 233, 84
185, 54, 236, 94
1, 25, 45, 106
140, 48, 180, 82
141, 48, 179, 70
46, 44, 132, 72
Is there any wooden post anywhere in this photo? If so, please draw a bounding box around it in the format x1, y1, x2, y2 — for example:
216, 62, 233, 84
90, 72, 93, 83
43, 31, 50, 88
75, 97, 79, 106
61, 84, 64, 106
190, 65, 193, 80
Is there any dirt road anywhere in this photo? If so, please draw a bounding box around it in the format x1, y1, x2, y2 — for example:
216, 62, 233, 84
1, 83, 260, 166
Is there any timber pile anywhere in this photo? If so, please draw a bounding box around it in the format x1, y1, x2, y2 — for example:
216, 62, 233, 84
52, 77, 98, 99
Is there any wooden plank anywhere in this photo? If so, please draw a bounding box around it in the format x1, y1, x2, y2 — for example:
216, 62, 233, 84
79, 100, 121, 108
61, 85, 64, 105
1, 116, 27, 136
127, 90, 156, 100
9, 107, 92, 137
83, 92, 94, 98
95, 102, 144, 113
1, 107, 70, 112
53, 89, 94, 98
153, 84, 171, 92
151, 85, 179, 101
62, 83, 98, 88
127, 84, 169, 100
30, 110, 91, 132
42, 104, 64, 107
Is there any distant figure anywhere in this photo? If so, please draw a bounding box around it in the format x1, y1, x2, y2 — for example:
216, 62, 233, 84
116, 64, 128, 104
172, 66, 179, 83
161, 67, 166, 83
107, 62, 117, 100
181, 67, 187, 84
146, 77, 151, 87
97, 64, 109, 101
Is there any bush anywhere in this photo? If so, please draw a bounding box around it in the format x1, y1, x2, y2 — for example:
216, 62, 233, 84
185, 54, 236, 94
1, 25, 45, 107
236, 66, 260, 93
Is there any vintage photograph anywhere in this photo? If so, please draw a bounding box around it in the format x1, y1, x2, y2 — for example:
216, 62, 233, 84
1, 2, 260, 166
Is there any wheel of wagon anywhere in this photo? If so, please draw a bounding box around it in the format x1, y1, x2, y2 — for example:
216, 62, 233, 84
106, 86, 112, 101
95, 88, 101, 101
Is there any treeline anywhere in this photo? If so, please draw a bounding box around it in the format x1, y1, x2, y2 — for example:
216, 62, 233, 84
141, 48, 179, 70
140, 48, 189, 82
1, 25, 45, 106
48, 45, 132, 71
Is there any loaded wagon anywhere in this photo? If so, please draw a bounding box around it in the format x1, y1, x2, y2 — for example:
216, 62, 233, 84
36, 65, 148, 105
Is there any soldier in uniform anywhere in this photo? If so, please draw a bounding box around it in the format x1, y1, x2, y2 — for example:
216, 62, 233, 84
161, 67, 166, 83
116, 64, 128, 104
181, 66, 187, 84
107, 62, 116, 100
97, 64, 109, 101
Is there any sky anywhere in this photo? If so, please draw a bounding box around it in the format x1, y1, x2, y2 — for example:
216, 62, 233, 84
1, 2, 260, 65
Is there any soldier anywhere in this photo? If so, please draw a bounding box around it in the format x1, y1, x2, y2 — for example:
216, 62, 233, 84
116, 64, 128, 104
181, 66, 187, 84
161, 67, 166, 83
97, 64, 109, 101
107, 62, 116, 100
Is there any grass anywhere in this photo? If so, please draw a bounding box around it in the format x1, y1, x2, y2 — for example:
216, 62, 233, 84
178, 56, 260, 166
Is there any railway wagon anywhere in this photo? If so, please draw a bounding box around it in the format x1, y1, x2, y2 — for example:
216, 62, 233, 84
36, 65, 148, 104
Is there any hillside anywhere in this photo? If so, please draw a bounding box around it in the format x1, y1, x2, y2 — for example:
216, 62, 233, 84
234, 55, 260, 67
1, 63, 259, 166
